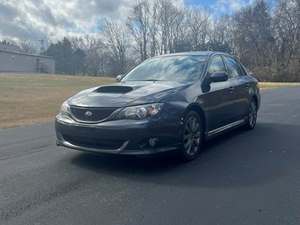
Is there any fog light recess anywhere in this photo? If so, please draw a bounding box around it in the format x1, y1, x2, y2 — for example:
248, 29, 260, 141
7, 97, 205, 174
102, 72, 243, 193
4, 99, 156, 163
149, 138, 159, 147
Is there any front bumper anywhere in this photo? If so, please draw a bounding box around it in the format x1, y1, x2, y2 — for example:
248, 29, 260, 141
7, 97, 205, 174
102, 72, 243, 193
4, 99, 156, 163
55, 114, 181, 155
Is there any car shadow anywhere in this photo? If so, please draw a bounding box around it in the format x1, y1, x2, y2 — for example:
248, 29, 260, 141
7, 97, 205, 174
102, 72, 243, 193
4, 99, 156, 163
70, 122, 298, 189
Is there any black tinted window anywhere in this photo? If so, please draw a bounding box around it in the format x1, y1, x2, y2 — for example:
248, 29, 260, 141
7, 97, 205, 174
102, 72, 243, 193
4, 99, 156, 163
224, 56, 244, 78
208, 56, 226, 74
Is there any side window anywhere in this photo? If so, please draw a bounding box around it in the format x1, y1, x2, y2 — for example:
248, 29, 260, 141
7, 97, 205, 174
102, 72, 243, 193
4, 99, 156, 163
238, 62, 247, 76
223, 56, 244, 78
208, 56, 226, 74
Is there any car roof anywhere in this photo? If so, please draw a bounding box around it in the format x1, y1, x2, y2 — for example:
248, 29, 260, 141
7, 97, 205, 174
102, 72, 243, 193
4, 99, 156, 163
155, 51, 230, 59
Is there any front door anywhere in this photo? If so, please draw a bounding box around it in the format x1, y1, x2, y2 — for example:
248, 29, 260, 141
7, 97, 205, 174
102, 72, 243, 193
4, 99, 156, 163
199, 55, 233, 132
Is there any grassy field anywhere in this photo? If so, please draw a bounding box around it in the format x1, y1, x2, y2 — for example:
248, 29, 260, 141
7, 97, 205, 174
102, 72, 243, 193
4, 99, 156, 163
0, 73, 114, 128
0, 73, 299, 128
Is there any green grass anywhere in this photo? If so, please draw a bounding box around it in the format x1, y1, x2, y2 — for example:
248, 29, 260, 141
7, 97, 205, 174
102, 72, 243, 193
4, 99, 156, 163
0, 73, 114, 128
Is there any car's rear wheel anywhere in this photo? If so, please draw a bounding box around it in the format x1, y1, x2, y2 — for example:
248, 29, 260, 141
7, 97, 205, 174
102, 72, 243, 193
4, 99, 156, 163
245, 100, 257, 129
180, 111, 203, 161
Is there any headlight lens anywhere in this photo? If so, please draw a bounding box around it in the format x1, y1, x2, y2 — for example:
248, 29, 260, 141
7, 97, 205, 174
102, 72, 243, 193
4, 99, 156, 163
115, 103, 163, 120
60, 101, 70, 115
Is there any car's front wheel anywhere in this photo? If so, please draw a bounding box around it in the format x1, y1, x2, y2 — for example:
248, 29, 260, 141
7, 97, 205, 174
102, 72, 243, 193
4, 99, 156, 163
180, 111, 203, 161
245, 100, 258, 129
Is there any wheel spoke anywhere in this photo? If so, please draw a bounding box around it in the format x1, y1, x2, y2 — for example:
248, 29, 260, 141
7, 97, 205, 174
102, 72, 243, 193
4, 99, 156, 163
188, 118, 194, 132
186, 120, 193, 133
194, 137, 200, 145
185, 139, 192, 153
183, 133, 192, 142
190, 143, 198, 155
191, 118, 196, 131
194, 131, 201, 138
192, 120, 199, 132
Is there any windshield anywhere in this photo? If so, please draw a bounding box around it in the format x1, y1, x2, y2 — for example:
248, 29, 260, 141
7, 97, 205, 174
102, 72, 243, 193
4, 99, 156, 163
123, 55, 207, 82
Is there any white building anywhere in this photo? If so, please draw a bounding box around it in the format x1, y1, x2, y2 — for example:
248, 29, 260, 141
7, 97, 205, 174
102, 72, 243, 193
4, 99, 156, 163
0, 43, 55, 74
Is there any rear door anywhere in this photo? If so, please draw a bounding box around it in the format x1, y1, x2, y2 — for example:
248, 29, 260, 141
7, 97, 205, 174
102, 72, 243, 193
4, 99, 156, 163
223, 56, 249, 121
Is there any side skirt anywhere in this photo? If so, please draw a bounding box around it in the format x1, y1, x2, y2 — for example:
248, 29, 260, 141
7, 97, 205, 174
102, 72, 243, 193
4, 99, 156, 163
206, 119, 246, 138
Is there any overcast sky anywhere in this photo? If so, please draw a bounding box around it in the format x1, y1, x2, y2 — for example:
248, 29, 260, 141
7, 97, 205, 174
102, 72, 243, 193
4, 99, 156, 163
0, 0, 267, 44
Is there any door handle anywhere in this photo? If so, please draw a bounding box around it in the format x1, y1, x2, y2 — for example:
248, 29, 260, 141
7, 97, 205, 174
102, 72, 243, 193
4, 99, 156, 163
229, 86, 235, 92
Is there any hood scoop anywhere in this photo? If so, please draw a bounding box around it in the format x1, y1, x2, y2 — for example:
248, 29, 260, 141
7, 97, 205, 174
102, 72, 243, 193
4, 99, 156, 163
95, 86, 133, 94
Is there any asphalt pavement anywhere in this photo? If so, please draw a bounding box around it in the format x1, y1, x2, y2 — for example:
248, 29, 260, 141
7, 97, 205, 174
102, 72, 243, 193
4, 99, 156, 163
1, 87, 300, 225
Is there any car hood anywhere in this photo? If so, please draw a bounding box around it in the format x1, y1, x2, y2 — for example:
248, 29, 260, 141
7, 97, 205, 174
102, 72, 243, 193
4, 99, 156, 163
68, 81, 188, 108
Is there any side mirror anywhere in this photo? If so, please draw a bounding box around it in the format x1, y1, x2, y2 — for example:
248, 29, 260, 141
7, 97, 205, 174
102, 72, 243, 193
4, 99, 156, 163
210, 72, 228, 83
116, 74, 124, 82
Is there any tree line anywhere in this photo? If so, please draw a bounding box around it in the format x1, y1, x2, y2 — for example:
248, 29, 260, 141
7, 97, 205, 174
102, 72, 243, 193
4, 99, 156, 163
2, 0, 299, 81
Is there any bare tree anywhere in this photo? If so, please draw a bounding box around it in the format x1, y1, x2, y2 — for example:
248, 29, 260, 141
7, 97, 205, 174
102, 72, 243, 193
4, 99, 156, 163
71, 36, 106, 75
170, 7, 187, 52
148, 1, 160, 57
19, 40, 38, 54
156, 0, 183, 54
103, 20, 129, 74
273, 0, 299, 67
127, 0, 151, 61
186, 7, 210, 50
232, 0, 274, 68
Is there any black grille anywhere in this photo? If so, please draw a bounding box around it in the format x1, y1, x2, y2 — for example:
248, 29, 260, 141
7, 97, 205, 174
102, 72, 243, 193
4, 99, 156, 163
70, 106, 117, 122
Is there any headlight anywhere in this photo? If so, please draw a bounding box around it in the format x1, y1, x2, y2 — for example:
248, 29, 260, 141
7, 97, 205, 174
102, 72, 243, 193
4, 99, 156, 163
115, 103, 163, 120
60, 101, 70, 115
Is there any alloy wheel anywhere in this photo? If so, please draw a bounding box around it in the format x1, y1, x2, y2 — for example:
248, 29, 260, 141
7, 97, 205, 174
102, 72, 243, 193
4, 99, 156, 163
248, 101, 257, 128
182, 112, 202, 158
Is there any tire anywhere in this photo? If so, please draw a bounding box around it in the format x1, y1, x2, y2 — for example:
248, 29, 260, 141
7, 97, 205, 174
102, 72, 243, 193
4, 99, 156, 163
245, 100, 258, 130
180, 111, 203, 161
